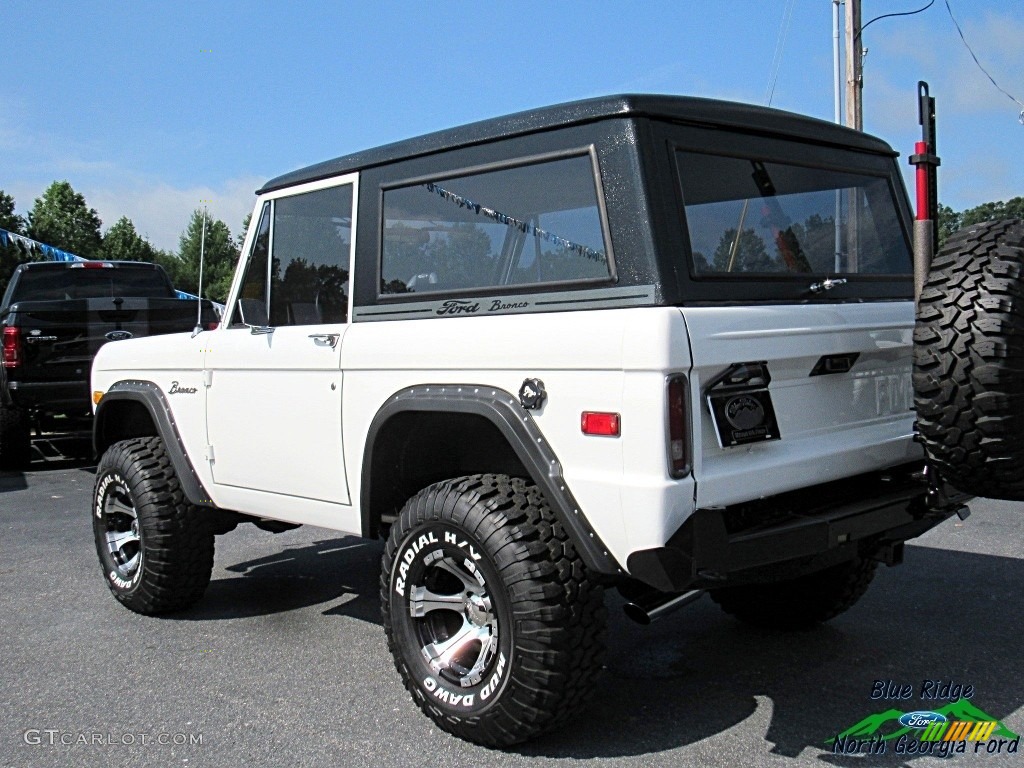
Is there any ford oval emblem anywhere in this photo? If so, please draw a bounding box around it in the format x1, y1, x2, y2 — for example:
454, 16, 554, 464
105, 330, 133, 341
898, 711, 947, 729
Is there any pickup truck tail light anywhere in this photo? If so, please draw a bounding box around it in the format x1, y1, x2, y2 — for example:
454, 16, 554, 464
2, 327, 22, 368
667, 375, 690, 477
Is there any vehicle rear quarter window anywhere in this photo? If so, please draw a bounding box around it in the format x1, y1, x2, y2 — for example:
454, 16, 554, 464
676, 150, 911, 277
380, 153, 611, 295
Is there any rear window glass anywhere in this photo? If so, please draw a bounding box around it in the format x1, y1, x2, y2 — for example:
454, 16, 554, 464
677, 151, 911, 276
10, 266, 175, 301
381, 153, 611, 295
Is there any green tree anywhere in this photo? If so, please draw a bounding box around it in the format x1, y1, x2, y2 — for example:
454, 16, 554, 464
176, 209, 238, 302
100, 216, 157, 262
937, 204, 962, 247
0, 190, 25, 234
27, 181, 103, 258
152, 249, 185, 288
960, 197, 1024, 227
236, 212, 252, 250
0, 189, 42, 298
712, 228, 773, 272
937, 198, 1024, 247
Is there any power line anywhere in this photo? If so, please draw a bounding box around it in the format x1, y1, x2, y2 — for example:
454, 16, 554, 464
943, 0, 1024, 124
764, 0, 796, 106
857, 0, 935, 41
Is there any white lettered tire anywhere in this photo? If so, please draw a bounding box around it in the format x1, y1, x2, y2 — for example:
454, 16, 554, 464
381, 474, 606, 746
92, 436, 214, 614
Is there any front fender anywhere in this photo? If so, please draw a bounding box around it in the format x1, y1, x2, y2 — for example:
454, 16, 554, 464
94, 380, 215, 507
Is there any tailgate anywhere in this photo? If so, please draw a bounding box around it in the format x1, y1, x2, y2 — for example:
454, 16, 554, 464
683, 301, 921, 509
10, 298, 202, 382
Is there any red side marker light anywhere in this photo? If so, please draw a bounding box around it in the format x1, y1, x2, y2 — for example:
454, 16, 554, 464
581, 411, 620, 437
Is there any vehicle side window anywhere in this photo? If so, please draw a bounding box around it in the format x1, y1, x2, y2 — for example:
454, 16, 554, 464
381, 154, 610, 295
232, 203, 271, 327
230, 184, 353, 327
269, 185, 353, 326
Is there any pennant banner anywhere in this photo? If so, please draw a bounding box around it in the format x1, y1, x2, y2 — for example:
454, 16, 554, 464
422, 183, 606, 263
0, 227, 86, 262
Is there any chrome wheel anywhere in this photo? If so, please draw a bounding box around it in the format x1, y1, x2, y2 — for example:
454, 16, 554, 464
409, 555, 499, 687
100, 479, 141, 579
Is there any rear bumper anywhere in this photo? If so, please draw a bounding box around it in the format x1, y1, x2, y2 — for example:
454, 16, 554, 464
6, 380, 91, 414
626, 462, 970, 592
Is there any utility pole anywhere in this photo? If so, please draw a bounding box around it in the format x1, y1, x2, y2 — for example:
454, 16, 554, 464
845, 0, 863, 131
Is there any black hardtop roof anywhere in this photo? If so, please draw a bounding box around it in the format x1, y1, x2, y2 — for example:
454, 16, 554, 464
260, 93, 897, 193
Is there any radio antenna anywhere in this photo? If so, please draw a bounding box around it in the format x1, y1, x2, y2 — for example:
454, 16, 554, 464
192, 207, 207, 337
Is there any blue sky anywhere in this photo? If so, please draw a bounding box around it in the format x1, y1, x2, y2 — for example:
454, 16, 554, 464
2, 1, 1021, 252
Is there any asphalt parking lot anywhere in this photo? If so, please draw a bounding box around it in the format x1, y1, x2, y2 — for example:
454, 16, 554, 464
2, 441, 1022, 768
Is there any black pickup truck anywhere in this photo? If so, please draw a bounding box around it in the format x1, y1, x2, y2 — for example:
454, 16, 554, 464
0, 260, 217, 469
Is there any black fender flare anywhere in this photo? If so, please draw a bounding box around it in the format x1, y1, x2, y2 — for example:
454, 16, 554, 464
94, 380, 215, 508
361, 384, 623, 576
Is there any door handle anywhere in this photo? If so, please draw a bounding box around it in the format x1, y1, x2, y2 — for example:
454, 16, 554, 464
308, 333, 340, 348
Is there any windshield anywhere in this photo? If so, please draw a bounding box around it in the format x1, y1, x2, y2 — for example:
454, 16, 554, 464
677, 150, 911, 276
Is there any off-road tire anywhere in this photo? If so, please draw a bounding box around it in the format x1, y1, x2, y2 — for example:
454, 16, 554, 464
381, 474, 607, 747
92, 436, 214, 614
0, 406, 31, 470
914, 218, 1024, 500
709, 557, 877, 629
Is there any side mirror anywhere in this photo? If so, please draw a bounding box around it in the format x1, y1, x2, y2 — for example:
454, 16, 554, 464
237, 298, 274, 334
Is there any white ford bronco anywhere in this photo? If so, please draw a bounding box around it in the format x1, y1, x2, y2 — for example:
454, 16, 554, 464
89, 95, 1024, 746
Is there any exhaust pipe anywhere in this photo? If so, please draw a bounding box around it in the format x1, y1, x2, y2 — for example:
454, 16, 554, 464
622, 589, 703, 625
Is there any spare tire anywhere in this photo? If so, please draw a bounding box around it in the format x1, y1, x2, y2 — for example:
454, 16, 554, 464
914, 218, 1024, 500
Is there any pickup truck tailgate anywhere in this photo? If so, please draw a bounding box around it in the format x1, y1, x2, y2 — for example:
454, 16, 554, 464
9, 297, 202, 383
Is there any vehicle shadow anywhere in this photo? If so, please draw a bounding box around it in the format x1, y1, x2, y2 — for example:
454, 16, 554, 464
30, 431, 95, 470
175, 536, 384, 622
0, 432, 95, 490
520, 545, 1024, 761
174, 537, 1024, 761
0, 470, 29, 492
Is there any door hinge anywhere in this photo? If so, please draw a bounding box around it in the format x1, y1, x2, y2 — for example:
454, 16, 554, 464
203, 369, 213, 388
205, 445, 215, 462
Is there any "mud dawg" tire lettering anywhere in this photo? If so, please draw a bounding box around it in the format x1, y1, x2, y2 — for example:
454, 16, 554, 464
421, 651, 506, 708
109, 570, 136, 590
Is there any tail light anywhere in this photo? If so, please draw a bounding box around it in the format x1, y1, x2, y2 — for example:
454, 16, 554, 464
667, 375, 690, 477
2, 327, 22, 368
